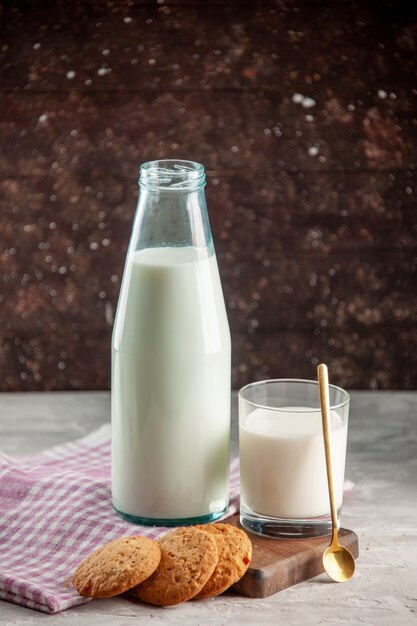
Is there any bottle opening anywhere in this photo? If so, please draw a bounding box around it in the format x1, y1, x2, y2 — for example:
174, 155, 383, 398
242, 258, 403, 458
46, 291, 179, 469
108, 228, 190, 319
139, 159, 206, 191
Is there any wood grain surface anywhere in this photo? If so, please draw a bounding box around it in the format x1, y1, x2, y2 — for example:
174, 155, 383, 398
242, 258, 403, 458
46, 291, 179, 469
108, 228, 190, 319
0, 0, 416, 391
227, 514, 359, 598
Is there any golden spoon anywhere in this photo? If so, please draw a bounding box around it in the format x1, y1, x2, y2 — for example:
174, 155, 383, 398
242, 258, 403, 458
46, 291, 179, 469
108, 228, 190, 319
317, 363, 355, 583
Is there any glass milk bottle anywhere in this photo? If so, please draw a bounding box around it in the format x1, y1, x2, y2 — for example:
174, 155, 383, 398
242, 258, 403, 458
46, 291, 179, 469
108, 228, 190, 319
111, 160, 231, 526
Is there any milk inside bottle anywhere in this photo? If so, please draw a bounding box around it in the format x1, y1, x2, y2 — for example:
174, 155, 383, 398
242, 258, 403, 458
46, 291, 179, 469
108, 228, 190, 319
111, 161, 231, 525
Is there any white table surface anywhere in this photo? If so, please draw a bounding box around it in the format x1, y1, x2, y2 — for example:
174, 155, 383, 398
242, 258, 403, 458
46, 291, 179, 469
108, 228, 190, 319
0, 391, 416, 625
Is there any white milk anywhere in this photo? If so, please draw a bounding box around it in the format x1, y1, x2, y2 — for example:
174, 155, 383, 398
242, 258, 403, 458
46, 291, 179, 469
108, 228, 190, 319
111, 246, 231, 520
240, 407, 347, 519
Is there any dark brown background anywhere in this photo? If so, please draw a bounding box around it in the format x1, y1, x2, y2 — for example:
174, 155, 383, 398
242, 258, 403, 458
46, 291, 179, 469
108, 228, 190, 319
1, 0, 416, 391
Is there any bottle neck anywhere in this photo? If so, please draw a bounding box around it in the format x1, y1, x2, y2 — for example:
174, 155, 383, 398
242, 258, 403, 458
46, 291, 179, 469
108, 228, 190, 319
130, 184, 213, 255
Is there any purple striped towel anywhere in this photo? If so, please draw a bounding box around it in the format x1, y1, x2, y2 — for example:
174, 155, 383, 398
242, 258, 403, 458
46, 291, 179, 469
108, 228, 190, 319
0, 426, 240, 614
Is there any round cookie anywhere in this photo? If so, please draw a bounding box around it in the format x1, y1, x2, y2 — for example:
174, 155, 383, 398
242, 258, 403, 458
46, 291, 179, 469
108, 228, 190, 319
73, 536, 161, 598
134, 527, 218, 606
193, 523, 252, 599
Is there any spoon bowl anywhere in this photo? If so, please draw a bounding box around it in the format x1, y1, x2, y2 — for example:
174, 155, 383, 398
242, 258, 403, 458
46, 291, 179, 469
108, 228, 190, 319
318, 363, 356, 583
323, 543, 355, 583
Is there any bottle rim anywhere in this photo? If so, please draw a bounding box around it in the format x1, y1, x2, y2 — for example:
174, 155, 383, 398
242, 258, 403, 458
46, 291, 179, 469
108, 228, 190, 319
139, 159, 206, 191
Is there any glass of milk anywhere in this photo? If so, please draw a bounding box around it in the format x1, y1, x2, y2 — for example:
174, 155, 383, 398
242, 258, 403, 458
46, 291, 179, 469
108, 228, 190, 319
239, 379, 350, 538
112, 160, 231, 526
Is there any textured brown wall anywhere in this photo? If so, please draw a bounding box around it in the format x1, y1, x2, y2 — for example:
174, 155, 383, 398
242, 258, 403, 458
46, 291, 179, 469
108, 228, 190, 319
0, 0, 416, 391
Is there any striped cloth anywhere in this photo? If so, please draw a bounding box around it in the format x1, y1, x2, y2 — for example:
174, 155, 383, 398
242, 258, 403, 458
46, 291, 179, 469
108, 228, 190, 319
0, 426, 240, 614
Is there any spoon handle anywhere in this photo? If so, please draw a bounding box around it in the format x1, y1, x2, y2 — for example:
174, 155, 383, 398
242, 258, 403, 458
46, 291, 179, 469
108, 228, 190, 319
317, 364, 339, 544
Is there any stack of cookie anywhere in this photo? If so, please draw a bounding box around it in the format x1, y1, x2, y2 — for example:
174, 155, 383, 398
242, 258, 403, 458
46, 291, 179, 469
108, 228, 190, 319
73, 523, 252, 606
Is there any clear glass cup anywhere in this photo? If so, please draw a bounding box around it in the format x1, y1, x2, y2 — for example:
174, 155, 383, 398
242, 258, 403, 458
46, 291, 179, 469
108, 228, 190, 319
239, 379, 350, 538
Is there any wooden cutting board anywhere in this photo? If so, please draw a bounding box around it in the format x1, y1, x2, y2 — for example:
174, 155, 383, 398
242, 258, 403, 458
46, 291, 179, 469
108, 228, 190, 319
227, 514, 359, 598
